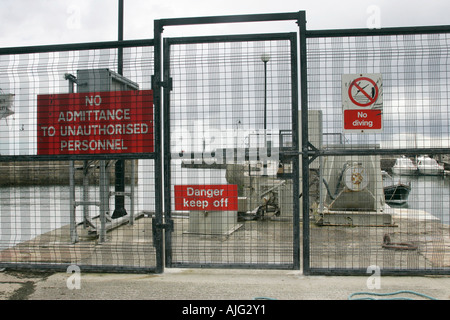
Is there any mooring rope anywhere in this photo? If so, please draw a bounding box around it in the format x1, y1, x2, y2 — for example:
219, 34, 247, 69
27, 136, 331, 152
382, 233, 418, 250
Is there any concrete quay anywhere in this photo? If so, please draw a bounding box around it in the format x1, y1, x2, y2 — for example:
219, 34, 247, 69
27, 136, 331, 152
1, 267, 449, 301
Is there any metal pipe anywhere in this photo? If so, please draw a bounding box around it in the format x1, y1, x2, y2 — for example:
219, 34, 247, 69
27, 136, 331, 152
263, 59, 268, 133
162, 37, 173, 268
0, 39, 154, 56
99, 160, 107, 242
159, 12, 301, 27
306, 24, 450, 38
118, 0, 124, 74
69, 161, 78, 243
290, 31, 300, 271
153, 19, 165, 274
261, 55, 269, 176
298, 11, 310, 275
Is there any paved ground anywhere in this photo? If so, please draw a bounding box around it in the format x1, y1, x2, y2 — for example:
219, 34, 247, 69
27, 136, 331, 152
1, 267, 449, 301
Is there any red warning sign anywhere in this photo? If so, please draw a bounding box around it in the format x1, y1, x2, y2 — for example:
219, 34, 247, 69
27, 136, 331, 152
348, 77, 379, 107
342, 73, 383, 133
174, 185, 238, 211
344, 109, 382, 130
37, 90, 154, 155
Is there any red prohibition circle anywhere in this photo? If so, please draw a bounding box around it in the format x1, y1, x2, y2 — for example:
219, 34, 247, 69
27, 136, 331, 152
348, 77, 379, 107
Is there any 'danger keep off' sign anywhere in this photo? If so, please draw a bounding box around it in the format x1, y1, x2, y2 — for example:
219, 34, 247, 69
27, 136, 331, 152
174, 185, 238, 211
37, 90, 153, 155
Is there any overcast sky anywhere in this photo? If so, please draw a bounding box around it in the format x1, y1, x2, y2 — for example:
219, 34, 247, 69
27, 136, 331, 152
1, 0, 450, 47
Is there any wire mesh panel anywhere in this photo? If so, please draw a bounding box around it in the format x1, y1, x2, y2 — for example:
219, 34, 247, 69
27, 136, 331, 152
306, 31, 450, 274
0, 43, 159, 272
165, 33, 299, 268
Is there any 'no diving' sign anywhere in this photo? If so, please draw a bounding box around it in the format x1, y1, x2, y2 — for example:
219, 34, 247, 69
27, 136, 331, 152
342, 73, 383, 133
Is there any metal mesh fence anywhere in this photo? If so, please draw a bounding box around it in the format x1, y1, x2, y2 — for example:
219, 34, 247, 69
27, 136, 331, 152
166, 34, 299, 268
3, 17, 448, 275
306, 32, 450, 273
0, 44, 158, 272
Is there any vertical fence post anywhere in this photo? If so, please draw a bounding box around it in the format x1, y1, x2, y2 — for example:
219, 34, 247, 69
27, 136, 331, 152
298, 11, 310, 274
153, 19, 165, 274
290, 23, 301, 270
162, 38, 173, 267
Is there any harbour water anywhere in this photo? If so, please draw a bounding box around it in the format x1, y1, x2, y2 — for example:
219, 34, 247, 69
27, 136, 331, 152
387, 174, 450, 225
0, 170, 449, 251
0, 184, 137, 251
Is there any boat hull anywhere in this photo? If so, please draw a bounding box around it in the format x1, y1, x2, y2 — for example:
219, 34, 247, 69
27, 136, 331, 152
418, 168, 444, 176
392, 167, 417, 175
384, 184, 411, 204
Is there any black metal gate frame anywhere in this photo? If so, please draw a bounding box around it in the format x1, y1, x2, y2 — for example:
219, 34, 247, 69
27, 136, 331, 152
303, 23, 450, 275
162, 32, 299, 269
153, 12, 305, 271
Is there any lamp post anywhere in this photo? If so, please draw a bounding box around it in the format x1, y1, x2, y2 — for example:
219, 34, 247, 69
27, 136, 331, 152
261, 54, 270, 176
113, 0, 127, 219
261, 54, 270, 138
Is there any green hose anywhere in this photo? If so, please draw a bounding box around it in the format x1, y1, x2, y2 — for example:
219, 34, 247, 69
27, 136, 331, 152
348, 290, 438, 300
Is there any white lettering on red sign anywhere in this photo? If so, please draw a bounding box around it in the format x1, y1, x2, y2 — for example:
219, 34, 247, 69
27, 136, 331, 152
37, 90, 154, 155
344, 109, 381, 131
174, 185, 238, 211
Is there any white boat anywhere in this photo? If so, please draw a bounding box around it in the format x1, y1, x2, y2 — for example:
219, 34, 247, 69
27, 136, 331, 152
417, 156, 444, 176
391, 157, 418, 175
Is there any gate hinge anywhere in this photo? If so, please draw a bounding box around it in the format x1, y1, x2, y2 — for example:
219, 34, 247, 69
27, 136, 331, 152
307, 142, 320, 165
151, 75, 173, 91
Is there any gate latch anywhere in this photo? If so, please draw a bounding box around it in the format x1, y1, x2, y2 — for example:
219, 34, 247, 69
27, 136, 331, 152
152, 219, 173, 248
152, 218, 174, 233
151, 75, 173, 91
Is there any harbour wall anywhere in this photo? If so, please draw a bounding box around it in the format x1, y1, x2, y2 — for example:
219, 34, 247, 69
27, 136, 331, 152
0, 160, 138, 186
0, 156, 445, 186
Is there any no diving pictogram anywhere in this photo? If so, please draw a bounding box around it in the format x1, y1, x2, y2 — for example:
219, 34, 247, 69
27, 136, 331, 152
348, 77, 379, 107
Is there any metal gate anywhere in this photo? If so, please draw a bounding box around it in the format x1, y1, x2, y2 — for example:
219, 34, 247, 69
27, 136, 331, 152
155, 14, 302, 269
